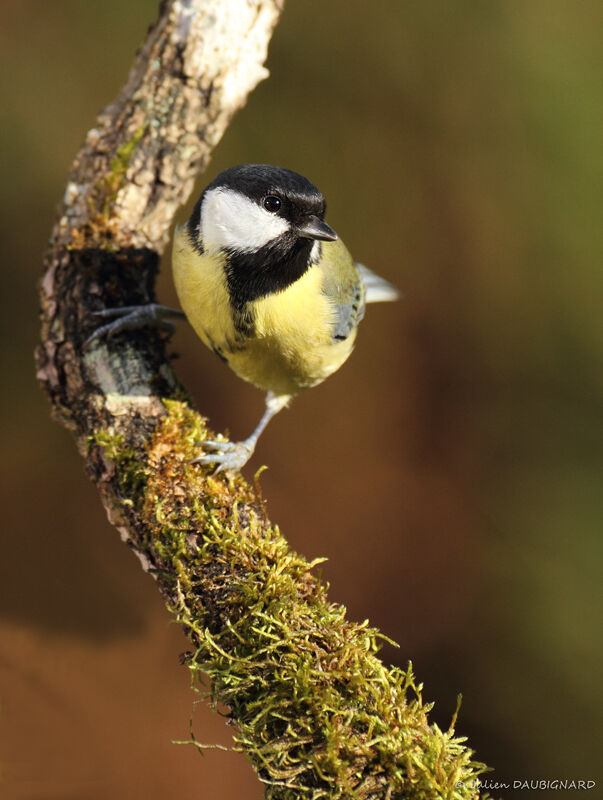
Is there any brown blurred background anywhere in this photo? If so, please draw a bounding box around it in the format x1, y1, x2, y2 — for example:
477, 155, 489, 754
1, 1, 602, 797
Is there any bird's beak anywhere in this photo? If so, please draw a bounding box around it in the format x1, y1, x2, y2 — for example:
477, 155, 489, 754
297, 216, 338, 242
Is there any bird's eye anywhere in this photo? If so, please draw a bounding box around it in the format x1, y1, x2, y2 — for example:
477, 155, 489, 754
263, 195, 281, 213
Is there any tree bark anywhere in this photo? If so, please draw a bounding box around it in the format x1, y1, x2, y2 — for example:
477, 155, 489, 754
35, 1, 489, 797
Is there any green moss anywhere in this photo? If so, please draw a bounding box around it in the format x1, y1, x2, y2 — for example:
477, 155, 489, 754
109, 124, 147, 180
91, 427, 147, 507
64, 124, 148, 249
119, 400, 492, 800
101, 123, 147, 215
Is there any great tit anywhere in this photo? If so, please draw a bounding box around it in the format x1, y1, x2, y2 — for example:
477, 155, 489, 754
89, 164, 398, 472
172, 164, 398, 471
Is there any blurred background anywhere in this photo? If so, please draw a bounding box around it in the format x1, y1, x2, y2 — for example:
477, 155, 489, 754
1, 1, 602, 797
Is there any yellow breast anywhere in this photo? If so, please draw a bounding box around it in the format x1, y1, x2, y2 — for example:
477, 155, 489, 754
172, 225, 238, 353
172, 227, 357, 396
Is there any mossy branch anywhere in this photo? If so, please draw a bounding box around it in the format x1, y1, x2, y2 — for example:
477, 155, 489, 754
36, 1, 490, 797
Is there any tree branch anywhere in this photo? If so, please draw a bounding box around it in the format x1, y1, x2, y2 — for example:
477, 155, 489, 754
35, 1, 490, 797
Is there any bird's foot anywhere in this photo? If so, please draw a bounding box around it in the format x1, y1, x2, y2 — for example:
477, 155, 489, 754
190, 438, 255, 474
84, 304, 185, 347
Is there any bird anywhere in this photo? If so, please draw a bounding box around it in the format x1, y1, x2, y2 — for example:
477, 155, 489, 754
89, 164, 399, 472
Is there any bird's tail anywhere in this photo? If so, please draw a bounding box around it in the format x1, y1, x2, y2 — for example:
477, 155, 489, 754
356, 263, 401, 303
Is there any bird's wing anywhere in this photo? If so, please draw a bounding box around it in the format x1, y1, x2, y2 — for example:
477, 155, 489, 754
318, 239, 366, 342
320, 242, 399, 343
329, 277, 366, 341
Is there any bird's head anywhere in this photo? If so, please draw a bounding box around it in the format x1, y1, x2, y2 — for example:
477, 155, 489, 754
186, 164, 338, 304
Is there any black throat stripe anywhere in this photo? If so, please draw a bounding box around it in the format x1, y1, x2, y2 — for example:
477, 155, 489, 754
224, 236, 314, 335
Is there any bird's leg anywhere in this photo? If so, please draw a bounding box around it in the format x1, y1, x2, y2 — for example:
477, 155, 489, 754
192, 392, 292, 473
84, 304, 186, 347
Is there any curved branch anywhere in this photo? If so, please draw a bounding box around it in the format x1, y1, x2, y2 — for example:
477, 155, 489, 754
35, 1, 489, 797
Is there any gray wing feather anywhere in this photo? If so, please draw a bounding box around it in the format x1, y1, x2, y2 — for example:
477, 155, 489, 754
320, 247, 398, 344
331, 280, 365, 341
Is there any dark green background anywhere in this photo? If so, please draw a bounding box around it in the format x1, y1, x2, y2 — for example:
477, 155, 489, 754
1, 1, 601, 797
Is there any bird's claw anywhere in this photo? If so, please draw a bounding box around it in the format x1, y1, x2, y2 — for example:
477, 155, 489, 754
84, 304, 185, 348
190, 439, 255, 474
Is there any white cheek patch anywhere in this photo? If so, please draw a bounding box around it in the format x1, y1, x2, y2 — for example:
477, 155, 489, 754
200, 188, 290, 253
